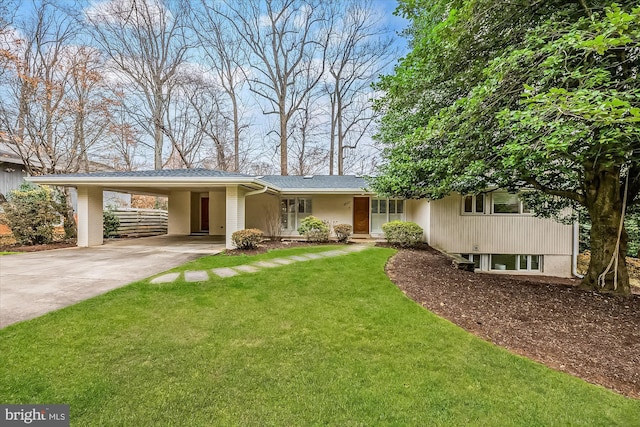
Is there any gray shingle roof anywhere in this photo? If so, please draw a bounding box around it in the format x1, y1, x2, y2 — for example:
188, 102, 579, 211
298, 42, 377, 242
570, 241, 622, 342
260, 175, 368, 190
46, 168, 253, 178
29, 168, 372, 192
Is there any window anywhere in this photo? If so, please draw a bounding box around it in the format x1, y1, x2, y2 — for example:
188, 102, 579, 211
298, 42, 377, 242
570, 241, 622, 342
389, 199, 404, 222
491, 254, 541, 271
492, 193, 519, 214
463, 192, 533, 215
519, 254, 540, 270
460, 253, 481, 269
281, 198, 312, 230
491, 192, 531, 214
371, 199, 405, 233
463, 194, 485, 214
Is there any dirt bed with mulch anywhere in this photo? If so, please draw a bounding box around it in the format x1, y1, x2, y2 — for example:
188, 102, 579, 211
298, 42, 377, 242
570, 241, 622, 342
0, 240, 77, 252
385, 246, 640, 399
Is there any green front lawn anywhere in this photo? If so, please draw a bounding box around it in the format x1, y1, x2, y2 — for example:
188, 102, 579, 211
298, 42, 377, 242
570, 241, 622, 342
1, 246, 638, 425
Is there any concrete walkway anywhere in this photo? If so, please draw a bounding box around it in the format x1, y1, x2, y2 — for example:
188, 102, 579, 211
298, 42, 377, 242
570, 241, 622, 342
150, 245, 370, 284
0, 235, 224, 328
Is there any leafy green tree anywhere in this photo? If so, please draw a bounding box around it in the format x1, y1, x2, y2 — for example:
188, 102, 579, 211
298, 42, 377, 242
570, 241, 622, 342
1, 183, 66, 245
373, 1, 640, 294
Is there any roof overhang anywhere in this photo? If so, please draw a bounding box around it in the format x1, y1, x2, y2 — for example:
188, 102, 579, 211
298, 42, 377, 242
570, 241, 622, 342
26, 176, 277, 195
278, 188, 374, 195
26, 174, 373, 196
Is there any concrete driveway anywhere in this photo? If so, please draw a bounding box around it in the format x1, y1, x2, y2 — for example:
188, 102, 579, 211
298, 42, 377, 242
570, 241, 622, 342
0, 235, 224, 328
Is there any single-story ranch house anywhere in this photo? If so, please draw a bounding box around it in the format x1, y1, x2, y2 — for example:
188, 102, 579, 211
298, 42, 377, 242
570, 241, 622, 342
28, 168, 577, 277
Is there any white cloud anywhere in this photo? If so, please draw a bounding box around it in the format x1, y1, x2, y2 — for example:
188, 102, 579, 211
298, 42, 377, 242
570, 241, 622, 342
84, 0, 171, 27
293, 4, 313, 30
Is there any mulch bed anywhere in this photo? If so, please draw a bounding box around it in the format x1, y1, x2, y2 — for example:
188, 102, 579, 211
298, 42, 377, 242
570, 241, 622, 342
385, 246, 640, 399
0, 240, 77, 252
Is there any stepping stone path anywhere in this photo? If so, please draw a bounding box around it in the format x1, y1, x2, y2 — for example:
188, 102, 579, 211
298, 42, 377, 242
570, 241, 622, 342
150, 272, 180, 284
211, 267, 239, 278
149, 244, 371, 284
184, 270, 209, 282
288, 255, 311, 262
234, 265, 261, 273
270, 258, 295, 265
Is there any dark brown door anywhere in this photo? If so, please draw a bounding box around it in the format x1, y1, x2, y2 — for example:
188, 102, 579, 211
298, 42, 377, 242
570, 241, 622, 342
201, 197, 209, 231
353, 197, 369, 234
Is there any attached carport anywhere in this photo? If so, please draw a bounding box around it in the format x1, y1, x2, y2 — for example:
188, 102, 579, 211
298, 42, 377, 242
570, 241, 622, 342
28, 169, 279, 249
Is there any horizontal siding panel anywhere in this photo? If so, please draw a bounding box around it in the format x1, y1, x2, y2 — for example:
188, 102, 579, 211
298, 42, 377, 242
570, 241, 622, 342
430, 195, 572, 255
112, 209, 168, 237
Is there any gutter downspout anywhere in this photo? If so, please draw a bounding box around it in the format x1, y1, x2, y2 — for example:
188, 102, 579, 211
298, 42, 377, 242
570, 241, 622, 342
245, 185, 269, 197
572, 221, 584, 279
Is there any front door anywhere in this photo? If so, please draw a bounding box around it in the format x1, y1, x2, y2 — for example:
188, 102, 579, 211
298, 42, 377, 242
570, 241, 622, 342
353, 197, 369, 234
201, 197, 209, 231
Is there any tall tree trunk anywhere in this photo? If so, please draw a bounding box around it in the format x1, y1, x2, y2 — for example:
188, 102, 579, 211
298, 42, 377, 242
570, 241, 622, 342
329, 90, 336, 175
280, 108, 288, 176
337, 95, 344, 175
153, 101, 163, 170
581, 165, 630, 294
213, 135, 226, 170
232, 95, 240, 172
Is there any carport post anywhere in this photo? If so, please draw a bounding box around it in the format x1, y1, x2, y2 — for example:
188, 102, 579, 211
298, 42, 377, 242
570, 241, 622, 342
77, 186, 103, 247
225, 185, 245, 249
168, 190, 191, 235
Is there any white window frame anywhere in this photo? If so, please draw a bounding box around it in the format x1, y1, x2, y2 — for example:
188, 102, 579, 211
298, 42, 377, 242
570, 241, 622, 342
371, 198, 405, 233
490, 192, 531, 215
489, 254, 542, 272
461, 194, 486, 215
460, 253, 481, 269
281, 197, 312, 231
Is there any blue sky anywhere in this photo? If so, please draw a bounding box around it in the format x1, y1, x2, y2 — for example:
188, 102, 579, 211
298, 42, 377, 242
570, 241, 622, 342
373, 0, 410, 51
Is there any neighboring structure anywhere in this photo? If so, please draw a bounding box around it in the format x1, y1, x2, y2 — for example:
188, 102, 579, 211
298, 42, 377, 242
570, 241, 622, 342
28, 168, 576, 277
0, 145, 29, 202
0, 146, 30, 242
0, 142, 131, 209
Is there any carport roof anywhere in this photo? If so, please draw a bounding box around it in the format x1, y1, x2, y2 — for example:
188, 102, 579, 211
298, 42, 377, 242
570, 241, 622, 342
44, 168, 252, 178
27, 168, 373, 195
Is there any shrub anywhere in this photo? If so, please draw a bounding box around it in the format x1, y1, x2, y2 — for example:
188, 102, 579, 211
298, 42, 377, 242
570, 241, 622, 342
333, 223, 353, 243
103, 210, 120, 238
382, 221, 424, 247
0, 183, 65, 245
297, 216, 329, 242
231, 228, 263, 249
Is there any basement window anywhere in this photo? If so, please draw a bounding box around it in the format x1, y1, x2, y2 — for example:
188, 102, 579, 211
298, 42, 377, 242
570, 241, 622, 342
490, 254, 541, 271
460, 253, 481, 269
